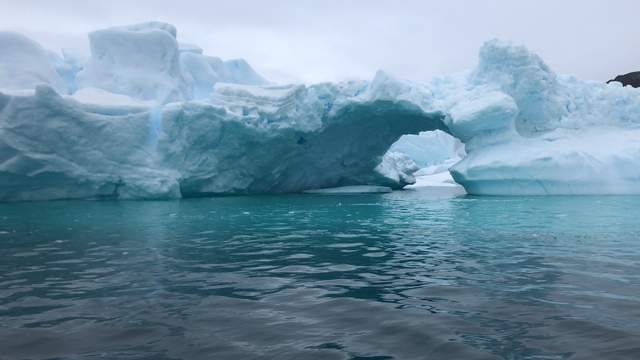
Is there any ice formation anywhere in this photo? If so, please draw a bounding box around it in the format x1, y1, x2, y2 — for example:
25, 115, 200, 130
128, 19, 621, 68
1, 23, 640, 201
445, 41, 640, 195
76, 22, 188, 102
390, 130, 463, 169
76, 22, 267, 103
389, 130, 464, 189
0, 32, 67, 94
303, 186, 393, 194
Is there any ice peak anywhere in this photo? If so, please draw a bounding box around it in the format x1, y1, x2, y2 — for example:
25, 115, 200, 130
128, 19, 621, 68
0, 31, 67, 94
105, 21, 178, 38
475, 39, 554, 86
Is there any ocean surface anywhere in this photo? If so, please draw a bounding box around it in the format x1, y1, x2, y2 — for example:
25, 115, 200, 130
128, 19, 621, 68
1, 188, 639, 359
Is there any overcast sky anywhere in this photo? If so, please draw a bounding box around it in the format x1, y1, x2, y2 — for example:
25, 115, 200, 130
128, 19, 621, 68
2, 0, 638, 83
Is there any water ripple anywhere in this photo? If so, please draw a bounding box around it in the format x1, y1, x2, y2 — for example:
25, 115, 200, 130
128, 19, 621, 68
1, 190, 639, 359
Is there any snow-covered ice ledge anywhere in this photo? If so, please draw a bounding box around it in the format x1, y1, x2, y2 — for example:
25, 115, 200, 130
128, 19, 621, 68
2, 22, 640, 201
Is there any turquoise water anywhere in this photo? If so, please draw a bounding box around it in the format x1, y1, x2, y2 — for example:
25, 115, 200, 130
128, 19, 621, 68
1, 188, 639, 359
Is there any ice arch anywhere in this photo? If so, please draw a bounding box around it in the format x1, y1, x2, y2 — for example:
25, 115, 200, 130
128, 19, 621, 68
386, 130, 465, 189
0, 22, 464, 201
3, 22, 640, 200
168, 99, 450, 196
0, 84, 451, 201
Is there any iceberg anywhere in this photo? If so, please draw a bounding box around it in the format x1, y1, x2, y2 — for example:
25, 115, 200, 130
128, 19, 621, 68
445, 40, 640, 195
0, 86, 181, 201
0, 80, 446, 201
76, 22, 189, 102
75, 21, 268, 103
1, 23, 640, 201
0, 32, 67, 94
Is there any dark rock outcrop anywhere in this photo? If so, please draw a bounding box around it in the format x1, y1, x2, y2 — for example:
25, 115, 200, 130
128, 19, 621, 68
607, 72, 640, 88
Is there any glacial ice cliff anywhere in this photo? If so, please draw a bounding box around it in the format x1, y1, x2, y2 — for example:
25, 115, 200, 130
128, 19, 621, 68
1, 22, 640, 200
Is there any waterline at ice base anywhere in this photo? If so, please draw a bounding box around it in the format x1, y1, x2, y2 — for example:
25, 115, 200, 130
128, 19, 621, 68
2, 22, 640, 201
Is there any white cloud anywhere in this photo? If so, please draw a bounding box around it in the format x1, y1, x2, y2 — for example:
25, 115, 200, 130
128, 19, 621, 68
1, 0, 638, 83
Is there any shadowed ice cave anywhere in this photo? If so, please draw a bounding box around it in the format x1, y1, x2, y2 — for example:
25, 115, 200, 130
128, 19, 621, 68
177, 100, 449, 196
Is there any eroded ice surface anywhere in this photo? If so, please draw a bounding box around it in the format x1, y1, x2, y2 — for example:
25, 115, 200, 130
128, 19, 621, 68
1, 23, 640, 200
303, 185, 393, 194
389, 130, 464, 189
446, 41, 640, 195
